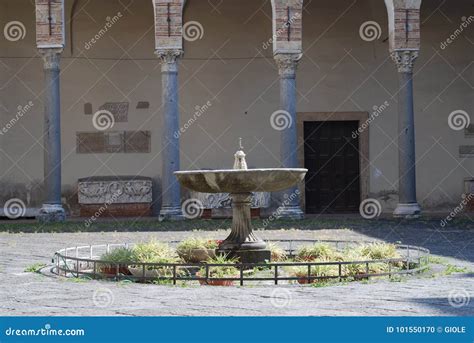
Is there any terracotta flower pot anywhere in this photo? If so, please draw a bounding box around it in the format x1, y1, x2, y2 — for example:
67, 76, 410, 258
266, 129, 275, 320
196, 272, 236, 286
296, 276, 314, 284
100, 265, 132, 276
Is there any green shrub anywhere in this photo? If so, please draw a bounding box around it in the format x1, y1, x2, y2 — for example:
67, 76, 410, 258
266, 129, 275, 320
131, 240, 177, 265
199, 255, 239, 278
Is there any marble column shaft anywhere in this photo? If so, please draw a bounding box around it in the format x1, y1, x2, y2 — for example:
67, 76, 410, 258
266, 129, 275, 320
391, 50, 421, 217
157, 50, 184, 220
38, 49, 65, 222
274, 54, 304, 219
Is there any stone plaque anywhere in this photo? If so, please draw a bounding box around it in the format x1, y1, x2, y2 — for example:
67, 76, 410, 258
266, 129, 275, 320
98, 102, 129, 122
35, 0, 65, 48
77, 131, 151, 154
464, 178, 474, 194
78, 176, 153, 204
106, 132, 124, 153
77, 132, 105, 153
465, 124, 474, 137
459, 145, 474, 157
125, 131, 151, 153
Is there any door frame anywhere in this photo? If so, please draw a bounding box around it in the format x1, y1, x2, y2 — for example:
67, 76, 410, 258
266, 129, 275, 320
297, 112, 370, 213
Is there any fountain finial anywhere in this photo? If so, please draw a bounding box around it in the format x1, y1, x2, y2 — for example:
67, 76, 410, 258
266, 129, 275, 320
234, 138, 248, 170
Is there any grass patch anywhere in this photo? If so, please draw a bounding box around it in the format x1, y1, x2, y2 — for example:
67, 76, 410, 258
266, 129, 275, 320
1, 216, 473, 233
24, 263, 46, 273
443, 264, 468, 275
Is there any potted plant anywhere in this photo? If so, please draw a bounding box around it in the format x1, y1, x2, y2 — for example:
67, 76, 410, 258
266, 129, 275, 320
129, 240, 179, 279
197, 255, 239, 286
267, 242, 287, 262
99, 247, 134, 276
288, 264, 338, 284
296, 243, 343, 262
176, 237, 219, 263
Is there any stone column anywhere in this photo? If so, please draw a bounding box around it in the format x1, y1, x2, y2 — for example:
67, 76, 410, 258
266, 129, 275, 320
37, 49, 66, 223
157, 50, 184, 221
391, 50, 421, 218
274, 54, 304, 219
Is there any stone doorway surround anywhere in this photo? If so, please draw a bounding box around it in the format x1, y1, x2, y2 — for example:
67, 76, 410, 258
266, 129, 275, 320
296, 112, 370, 212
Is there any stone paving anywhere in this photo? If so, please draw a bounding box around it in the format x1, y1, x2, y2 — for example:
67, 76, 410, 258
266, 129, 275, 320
0, 224, 473, 316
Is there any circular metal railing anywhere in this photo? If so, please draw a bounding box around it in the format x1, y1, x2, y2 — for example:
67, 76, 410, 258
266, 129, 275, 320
52, 240, 430, 286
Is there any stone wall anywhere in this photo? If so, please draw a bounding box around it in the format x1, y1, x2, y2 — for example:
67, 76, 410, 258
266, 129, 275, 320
0, 0, 472, 215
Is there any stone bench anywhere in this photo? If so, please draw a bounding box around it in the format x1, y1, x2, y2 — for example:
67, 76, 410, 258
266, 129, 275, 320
78, 176, 152, 217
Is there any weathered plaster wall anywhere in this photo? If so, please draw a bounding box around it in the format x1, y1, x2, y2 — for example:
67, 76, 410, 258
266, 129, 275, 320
0, 0, 472, 214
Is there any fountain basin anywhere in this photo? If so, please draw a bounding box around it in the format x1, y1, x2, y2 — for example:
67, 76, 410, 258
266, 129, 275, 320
174, 168, 307, 194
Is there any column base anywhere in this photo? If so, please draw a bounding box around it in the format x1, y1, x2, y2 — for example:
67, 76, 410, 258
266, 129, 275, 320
393, 203, 421, 219
159, 207, 185, 221
37, 204, 66, 223
276, 205, 305, 220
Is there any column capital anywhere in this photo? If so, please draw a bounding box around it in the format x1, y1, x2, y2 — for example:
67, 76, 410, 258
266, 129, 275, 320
390, 50, 419, 73
39, 48, 63, 70
156, 49, 183, 73
274, 53, 302, 78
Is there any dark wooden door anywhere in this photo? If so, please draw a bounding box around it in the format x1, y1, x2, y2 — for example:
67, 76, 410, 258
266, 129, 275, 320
304, 121, 361, 213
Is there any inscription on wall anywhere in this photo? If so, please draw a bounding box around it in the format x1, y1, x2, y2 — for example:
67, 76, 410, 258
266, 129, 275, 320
459, 145, 474, 157
99, 102, 129, 122
77, 131, 150, 154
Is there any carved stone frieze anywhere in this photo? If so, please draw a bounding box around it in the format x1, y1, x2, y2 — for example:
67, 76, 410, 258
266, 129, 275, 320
78, 177, 152, 204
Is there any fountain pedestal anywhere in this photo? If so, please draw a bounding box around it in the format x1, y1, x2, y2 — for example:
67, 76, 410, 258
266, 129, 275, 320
217, 193, 271, 263
175, 140, 307, 264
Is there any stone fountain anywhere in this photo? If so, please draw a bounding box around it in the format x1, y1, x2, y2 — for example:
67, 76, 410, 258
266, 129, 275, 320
175, 139, 307, 263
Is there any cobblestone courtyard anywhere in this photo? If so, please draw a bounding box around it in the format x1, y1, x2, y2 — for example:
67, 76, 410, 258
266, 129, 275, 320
1, 219, 473, 316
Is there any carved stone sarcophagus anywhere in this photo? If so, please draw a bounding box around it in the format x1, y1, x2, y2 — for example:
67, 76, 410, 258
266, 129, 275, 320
78, 176, 153, 217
